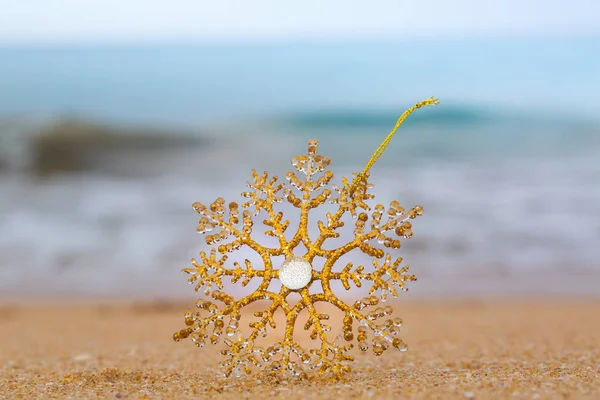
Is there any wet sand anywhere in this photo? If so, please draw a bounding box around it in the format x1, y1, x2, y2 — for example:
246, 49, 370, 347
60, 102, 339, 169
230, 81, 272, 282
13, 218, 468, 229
0, 298, 599, 399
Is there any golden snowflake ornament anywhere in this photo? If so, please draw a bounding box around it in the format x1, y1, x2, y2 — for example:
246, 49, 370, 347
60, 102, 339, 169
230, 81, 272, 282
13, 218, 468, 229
173, 98, 439, 380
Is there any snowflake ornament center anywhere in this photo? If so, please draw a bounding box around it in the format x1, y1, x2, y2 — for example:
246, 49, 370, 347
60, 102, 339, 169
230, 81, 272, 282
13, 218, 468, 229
279, 256, 313, 290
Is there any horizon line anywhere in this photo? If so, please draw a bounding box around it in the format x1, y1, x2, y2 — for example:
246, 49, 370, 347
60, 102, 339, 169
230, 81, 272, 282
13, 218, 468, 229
1, 31, 599, 48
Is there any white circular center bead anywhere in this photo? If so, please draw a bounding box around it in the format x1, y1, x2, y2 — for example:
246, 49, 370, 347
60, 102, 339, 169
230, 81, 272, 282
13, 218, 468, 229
278, 256, 313, 290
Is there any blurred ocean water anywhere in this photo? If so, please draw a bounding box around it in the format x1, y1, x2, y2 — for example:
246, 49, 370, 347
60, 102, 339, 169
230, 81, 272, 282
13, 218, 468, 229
0, 38, 599, 297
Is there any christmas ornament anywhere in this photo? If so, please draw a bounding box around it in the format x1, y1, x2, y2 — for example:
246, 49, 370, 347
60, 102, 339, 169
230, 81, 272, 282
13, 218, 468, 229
173, 97, 439, 380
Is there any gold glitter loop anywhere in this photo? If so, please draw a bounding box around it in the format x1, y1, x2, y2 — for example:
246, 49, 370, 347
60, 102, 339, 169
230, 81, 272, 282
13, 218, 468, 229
349, 97, 440, 196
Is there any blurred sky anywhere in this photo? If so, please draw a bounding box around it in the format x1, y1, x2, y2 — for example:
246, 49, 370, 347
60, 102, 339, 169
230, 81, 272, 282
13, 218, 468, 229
1, 0, 599, 45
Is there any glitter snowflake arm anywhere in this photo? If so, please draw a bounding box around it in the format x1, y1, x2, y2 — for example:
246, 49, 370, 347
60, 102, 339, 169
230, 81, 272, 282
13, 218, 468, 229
193, 197, 283, 257
247, 286, 291, 341
334, 254, 418, 300
285, 139, 333, 254
242, 170, 285, 215
318, 288, 409, 357
183, 249, 274, 296
300, 291, 355, 377
310, 175, 424, 257
173, 288, 285, 341
242, 170, 296, 255
315, 228, 414, 359
216, 287, 294, 379
188, 190, 290, 299
183, 248, 273, 294
258, 289, 353, 379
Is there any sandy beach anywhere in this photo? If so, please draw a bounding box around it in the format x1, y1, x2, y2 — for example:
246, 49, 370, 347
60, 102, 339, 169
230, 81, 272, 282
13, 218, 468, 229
0, 297, 598, 399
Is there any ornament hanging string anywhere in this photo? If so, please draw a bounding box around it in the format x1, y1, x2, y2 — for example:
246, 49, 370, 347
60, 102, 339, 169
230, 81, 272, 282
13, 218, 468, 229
349, 97, 440, 196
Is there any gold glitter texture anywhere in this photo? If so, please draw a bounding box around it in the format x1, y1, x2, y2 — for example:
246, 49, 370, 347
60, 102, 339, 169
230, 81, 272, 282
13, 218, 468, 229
174, 98, 439, 380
